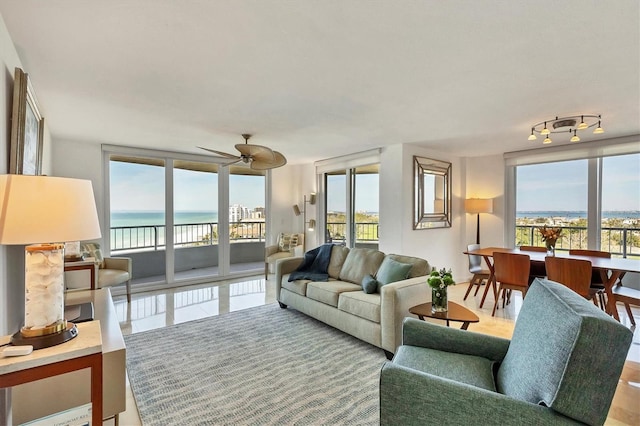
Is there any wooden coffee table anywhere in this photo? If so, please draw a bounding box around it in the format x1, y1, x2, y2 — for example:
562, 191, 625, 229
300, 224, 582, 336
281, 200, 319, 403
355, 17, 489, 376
409, 301, 479, 330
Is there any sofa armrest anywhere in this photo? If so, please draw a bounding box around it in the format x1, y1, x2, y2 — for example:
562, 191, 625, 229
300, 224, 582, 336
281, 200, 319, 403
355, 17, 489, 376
274, 256, 304, 300
103, 257, 132, 275
265, 244, 280, 259
380, 362, 580, 425
379, 276, 430, 354
402, 318, 510, 362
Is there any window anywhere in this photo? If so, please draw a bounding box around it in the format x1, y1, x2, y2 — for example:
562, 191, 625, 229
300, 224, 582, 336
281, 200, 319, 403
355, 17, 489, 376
508, 145, 639, 258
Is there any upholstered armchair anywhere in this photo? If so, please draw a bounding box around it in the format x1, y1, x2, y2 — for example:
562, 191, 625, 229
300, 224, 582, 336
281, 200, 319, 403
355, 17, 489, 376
80, 242, 133, 302
380, 278, 632, 426
265, 233, 304, 279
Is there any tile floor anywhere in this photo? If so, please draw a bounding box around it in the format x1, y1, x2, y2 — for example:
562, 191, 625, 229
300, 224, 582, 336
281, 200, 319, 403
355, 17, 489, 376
109, 276, 639, 425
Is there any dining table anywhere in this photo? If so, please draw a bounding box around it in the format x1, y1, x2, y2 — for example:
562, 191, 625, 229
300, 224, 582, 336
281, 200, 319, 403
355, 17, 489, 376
463, 246, 640, 321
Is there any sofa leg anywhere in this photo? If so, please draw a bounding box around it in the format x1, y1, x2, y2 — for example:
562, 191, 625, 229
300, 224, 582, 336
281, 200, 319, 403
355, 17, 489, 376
384, 350, 394, 360
278, 301, 287, 309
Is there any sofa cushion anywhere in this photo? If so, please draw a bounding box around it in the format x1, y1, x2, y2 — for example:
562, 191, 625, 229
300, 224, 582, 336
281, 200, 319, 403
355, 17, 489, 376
361, 274, 379, 294
306, 281, 362, 307
376, 257, 413, 286
282, 278, 311, 296
386, 254, 430, 278
338, 291, 381, 323
394, 345, 497, 392
497, 278, 633, 426
339, 248, 385, 285
328, 245, 350, 279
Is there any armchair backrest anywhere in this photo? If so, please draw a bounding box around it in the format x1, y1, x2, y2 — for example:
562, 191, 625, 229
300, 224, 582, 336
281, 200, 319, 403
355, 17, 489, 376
496, 278, 632, 425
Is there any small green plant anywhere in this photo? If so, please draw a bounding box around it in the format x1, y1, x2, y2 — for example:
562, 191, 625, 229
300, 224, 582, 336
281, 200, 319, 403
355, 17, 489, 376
427, 268, 455, 289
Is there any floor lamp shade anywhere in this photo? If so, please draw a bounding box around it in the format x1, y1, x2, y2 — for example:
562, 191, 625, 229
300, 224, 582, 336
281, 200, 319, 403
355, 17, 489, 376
0, 175, 102, 348
465, 198, 493, 245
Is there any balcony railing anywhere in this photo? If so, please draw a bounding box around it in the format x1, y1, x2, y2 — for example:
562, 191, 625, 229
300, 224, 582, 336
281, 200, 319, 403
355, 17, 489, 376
326, 222, 379, 243
516, 225, 640, 258
111, 221, 266, 253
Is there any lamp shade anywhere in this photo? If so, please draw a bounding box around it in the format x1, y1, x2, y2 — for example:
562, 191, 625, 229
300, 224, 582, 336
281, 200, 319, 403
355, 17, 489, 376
0, 175, 102, 244
464, 198, 493, 214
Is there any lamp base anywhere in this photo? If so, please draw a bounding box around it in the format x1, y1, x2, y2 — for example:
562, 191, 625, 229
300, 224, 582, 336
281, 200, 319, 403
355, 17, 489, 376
10, 323, 78, 350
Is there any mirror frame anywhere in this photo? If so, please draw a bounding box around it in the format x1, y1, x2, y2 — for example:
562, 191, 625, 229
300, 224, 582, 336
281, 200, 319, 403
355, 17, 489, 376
413, 155, 452, 229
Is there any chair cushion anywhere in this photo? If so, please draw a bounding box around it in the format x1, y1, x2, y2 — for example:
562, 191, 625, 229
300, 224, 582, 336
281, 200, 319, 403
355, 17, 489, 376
394, 345, 497, 392
306, 281, 362, 307
338, 248, 385, 285
278, 233, 299, 252
338, 291, 381, 323
497, 278, 633, 426
81, 242, 105, 269
327, 245, 350, 279
97, 269, 130, 287
266, 251, 295, 263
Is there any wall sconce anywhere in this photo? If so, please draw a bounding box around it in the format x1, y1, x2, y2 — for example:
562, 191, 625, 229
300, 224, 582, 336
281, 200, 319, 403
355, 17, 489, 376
465, 198, 493, 245
0, 175, 102, 349
293, 192, 316, 239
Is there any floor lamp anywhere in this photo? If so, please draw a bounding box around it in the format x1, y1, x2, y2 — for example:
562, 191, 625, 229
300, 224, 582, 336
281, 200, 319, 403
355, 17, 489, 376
293, 193, 316, 249
465, 198, 493, 245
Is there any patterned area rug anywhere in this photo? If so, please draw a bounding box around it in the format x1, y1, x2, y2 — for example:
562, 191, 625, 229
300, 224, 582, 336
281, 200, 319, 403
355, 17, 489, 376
124, 304, 386, 425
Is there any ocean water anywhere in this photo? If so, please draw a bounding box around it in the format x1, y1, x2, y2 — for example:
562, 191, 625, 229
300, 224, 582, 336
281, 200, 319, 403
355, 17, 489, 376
111, 211, 218, 227
517, 211, 640, 220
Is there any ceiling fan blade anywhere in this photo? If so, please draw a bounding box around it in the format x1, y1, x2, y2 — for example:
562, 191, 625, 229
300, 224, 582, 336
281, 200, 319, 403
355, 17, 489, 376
250, 151, 287, 170
198, 146, 240, 159
235, 144, 275, 161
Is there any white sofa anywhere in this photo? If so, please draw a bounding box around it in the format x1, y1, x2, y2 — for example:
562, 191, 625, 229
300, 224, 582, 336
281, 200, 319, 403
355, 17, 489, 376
275, 246, 431, 358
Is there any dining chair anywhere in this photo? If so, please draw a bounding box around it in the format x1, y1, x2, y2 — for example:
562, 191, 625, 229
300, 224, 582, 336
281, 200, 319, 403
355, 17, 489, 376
463, 243, 490, 300
519, 245, 547, 283
569, 249, 611, 309
612, 285, 639, 326
545, 256, 601, 306
492, 252, 530, 316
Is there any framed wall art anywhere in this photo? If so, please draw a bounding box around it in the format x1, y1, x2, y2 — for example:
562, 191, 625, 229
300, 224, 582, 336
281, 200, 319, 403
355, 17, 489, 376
9, 67, 44, 175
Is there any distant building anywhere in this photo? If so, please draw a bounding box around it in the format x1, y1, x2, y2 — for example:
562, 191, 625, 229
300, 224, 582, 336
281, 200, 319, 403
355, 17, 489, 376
229, 204, 251, 222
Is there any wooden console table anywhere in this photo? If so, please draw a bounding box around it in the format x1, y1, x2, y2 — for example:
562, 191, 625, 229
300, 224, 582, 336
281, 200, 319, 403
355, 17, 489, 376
1, 321, 103, 426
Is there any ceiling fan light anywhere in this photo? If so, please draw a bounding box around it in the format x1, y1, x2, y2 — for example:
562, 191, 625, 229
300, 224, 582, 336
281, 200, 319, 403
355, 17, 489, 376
543, 136, 552, 144
577, 116, 588, 130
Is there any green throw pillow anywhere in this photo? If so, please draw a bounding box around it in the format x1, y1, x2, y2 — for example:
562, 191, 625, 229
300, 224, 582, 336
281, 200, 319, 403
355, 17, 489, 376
376, 257, 413, 291
361, 274, 379, 294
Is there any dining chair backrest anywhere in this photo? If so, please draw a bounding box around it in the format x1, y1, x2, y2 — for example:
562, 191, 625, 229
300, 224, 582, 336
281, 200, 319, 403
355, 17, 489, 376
494, 252, 530, 288
569, 249, 611, 258
519, 245, 547, 252
545, 256, 592, 298
467, 243, 483, 273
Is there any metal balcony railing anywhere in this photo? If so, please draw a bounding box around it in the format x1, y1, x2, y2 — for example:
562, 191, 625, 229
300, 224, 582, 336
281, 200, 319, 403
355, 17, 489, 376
515, 225, 640, 258
326, 222, 379, 243
110, 221, 266, 253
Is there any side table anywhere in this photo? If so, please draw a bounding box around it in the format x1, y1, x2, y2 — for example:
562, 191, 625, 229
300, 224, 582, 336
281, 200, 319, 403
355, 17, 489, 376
1, 321, 103, 426
409, 301, 480, 330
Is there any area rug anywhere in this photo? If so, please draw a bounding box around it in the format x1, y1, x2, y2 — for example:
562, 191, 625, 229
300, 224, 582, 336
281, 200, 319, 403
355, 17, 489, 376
124, 304, 386, 425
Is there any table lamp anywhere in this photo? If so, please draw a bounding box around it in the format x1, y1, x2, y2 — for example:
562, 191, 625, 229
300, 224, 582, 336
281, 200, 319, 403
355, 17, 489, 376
465, 198, 493, 245
0, 175, 101, 349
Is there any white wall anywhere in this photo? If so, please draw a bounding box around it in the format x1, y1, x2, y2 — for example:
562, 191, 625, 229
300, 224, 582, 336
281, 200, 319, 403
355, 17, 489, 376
379, 143, 471, 282
0, 12, 53, 334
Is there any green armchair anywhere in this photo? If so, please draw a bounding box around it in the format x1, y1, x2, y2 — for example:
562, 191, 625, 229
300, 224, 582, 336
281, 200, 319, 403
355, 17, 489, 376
380, 278, 632, 425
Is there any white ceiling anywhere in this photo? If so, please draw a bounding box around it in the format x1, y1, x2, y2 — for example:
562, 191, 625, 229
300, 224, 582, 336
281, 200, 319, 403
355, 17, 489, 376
1, 1, 638, 165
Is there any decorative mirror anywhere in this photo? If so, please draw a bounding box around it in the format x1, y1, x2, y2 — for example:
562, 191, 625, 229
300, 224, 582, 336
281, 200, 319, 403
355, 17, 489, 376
413, 156, 451, 229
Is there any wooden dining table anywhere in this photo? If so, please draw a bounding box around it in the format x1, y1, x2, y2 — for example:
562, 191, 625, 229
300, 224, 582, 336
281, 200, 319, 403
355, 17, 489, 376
464, 246, 640, 321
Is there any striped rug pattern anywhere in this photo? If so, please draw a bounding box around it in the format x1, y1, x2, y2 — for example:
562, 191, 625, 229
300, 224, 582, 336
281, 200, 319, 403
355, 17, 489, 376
124, 304, 386, 425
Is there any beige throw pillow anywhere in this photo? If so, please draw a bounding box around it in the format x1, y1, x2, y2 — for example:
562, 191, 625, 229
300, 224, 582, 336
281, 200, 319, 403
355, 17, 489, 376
339, 247, 385, 285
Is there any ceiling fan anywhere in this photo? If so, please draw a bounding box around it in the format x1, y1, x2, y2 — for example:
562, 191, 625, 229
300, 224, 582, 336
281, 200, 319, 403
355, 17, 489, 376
198, 134, 287, 170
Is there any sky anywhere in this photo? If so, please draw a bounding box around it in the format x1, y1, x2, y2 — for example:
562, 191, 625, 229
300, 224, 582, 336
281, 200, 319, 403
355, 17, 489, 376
110, 153, 638, 214
110, 162, 265, 212
516, 154, 640, 211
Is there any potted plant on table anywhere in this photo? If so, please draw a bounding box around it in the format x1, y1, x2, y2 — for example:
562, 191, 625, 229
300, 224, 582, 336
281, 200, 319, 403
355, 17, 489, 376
428, 268, 455, 313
